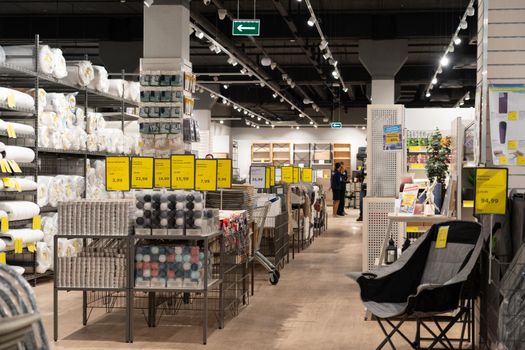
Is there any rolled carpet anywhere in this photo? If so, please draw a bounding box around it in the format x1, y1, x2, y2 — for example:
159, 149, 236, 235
64, 61, 94, 87
3, 44, 55, 75
0, 146, 35, 163
0, 201, 40, 221
0, 229, 44, 247
2, 178, 37, 192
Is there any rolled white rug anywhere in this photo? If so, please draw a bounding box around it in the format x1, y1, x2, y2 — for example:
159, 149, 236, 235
37, 176, 53, 207
26, 88, 47, 112
64, 61, 94, 87
2, 178, 37, 192
3, 44, 55, 75
0, 201, 40, 221
36, 241, 52, 273
108, 79, 125, 98
1, 146, 35, 163
51, 48, 68, 79
88, 65, 110, 93
0, 120, 35, 136
0, 229, 44, 246
0, 87, 35, 111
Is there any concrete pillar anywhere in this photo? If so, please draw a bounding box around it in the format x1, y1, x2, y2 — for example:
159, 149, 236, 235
359, 40, 408, 104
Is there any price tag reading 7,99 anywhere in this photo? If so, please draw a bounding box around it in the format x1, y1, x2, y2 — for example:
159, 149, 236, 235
195, 159, 218, 191
106, 156, 130, 191
217, 159, 232, 189
131, 157, 154, 189
474, 167, 508, 215
171, 154, 195, 190
154, 158, 171, 188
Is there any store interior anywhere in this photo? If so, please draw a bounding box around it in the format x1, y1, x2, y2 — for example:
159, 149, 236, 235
0, 0, 524, 349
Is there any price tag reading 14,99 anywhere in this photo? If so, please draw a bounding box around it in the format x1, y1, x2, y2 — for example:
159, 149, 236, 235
154, 158, 171, 188
474, 167, 508, 215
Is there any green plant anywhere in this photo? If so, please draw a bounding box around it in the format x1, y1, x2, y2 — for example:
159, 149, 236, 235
426, 128, 451, 184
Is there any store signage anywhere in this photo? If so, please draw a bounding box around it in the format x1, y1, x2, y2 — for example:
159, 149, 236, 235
131, 157, 154, 189
293, 167, 300, 183
269, 166, 275, 186
330, 122, 343, 129
232, 19, 261, 36
105, 156, 130, 191
171, 154, 195, 190
154, 158, 171, 188
281, 166, 293, 183
195, 159, 218, 192
217, 159, 233, 189
302, 167, 313, 183
383, 124, 403, 151
250, 166, 266, 189
265, 167, 271, 189
474, 167, 508, 215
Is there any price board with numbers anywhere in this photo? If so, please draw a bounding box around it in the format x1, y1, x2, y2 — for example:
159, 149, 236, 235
302, 167, 313, 182
217, 159, 232, 189
250, 166, 266, 189
131, 157, 154, 189
154, 158, 171, 188
171, 154, 195, 190
281, 166, 293, 183
195, 159, 218, 191
293, 167, 300, 183
105, 156, 130, 191
474, 167, 508, 215
269, 166, 275, 186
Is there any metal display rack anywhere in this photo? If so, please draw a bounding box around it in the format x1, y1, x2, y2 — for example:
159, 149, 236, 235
0, 35, 139, 284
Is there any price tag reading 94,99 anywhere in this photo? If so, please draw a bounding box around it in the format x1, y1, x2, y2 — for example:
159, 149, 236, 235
475, 168, 508, 215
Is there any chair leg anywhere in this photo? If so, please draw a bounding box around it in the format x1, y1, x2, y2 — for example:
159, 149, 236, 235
386, 319, 418, 349
426, 310, 466, 349
420, 320, 454, 350
376, 318, 397, 350
375, 315, 417, 350
432, 318, 456, 350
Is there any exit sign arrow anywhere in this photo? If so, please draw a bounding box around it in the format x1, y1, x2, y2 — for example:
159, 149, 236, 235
232, 19, 261, 36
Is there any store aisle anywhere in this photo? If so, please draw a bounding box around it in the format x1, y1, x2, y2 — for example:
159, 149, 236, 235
34, 210, 407, 350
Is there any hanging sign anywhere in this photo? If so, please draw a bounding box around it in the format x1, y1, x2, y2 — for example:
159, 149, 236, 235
302, 167, 313, 182
171, 154, 195, 190
217, 159, 233, 189
154, 158, 171, 188
265, 167, 271, 189
293, 167, 300, 182
195, 159, 218, 191
383, 124, 403, 151
269, 166, 275, 186
232, 19, 261, 36
281, 166, 293, 183
330, 122, 343, 129
474, 167, 508, 215
106, 156, 130, 191
250, 166, 266, 189
131, 157, 154, 189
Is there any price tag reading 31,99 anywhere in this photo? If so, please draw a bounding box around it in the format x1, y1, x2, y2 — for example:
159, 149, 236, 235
474, 168, 508, 215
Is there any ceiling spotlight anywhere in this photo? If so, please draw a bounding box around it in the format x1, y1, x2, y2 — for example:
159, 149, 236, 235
437, 66, 443, 74
271, 124, 275, 128
243, 110, 248, 115
210, 93, 215, 99
144, 0, 154, 7
240, 68, 247, 75
260, 82, 266, 87
214, 46, 222, 54
203, 0, 211, 4
261, 57, 272, 66
209, 44, 216, 52
315, 107, 320, 112
121, 0, 126, 3
460, 100, 465, 106
459, 19, 468, 30
290, 82, 296, 88
195, 30, 204, 39
440, 55, 450, 67
466, 5, 475, 16
425, 91, 431, 98
247, 71, 253, 77
361, 126, 366, 130
454, 36, 462, 45
431, 77, 437, 85
319, 40, 328, 50
307, 16, 316, 27
323, 52, 332, 60
245, 120, 250, 126
309, 121, 313, 125
223, 84, 229, 89
220, 120, 224, 124
296, 126, 300, 130
322, 117, 328, 122
448, 44, 455, 53
291, 106, 295, 111
218, 8, 228, 20
222, 99, 227, 104
314, 124, 318, 128
280, 98, 284, 103
250, 114, 254, 118
257, 117, 261, 121
286, 78, 292, 85
270, 62, 277, 70
303, 98, 313, 104
227, 57, 236, 66
332, 70, 340, 79
299, 113, 304, 118
465, 92, 471, 100
256, 126, 260, 129
297, 0, 302, 2
272, 93, 278, 99
329, 58, 338, 66
265, 121, 269, 125
343, 87, 349, 93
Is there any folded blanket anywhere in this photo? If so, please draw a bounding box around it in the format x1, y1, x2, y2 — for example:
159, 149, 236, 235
108, 79, 125, 98
0, 87, 35, 112
0, 120, 35, 136
3, 45, 55, 75
125, 81, 140, 102
0, 201, 40, 221
0, 229, 44, 246
51, 48, 68, 79
88, 65, 110, 93
1, 146, 35, 163
64, 61, 94, 87
2, 178, 37, 192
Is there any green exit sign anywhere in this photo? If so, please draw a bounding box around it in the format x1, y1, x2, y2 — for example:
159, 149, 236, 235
330, 122, 343, 129
232, 19, 261, 36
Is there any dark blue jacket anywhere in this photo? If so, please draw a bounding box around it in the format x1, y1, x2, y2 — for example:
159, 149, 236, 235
331, 171, 343, 191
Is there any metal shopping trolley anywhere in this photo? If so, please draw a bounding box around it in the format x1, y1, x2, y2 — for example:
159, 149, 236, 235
252, 202, 280, 285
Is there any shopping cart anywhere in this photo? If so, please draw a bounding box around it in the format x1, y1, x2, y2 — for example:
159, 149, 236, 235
252, 202, 281, 285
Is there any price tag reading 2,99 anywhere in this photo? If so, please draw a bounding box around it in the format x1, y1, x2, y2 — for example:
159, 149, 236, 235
171, 154, 195, 190
131, 157, 154, 189
106, 156, 130, 191
154, 158, 171, 188
195, 159, 218, 191
474, 167, 508, 215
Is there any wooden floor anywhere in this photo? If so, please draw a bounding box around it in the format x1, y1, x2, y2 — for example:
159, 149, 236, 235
33, 210, 430, 349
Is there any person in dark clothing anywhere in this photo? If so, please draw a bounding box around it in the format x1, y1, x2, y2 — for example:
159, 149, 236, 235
356, 164, 366, 221
331, 163, 344, 217
338, 162, 349, 216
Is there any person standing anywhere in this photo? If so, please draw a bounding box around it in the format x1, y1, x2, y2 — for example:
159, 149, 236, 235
338, 162, 348, 216
331, 163, 344, 217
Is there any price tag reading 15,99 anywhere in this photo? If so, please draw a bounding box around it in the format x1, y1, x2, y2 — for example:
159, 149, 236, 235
474, 167, 508, 215
171, 154, 195, 190
106, 156, 130, 191
195, 159, 218, 192
131, 157, 154, 189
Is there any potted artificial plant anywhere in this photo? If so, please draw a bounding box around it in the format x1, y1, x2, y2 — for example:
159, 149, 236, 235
425, 128, 451, 213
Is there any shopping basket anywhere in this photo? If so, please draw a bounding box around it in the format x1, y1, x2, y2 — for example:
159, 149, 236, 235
252, 202, 280, 285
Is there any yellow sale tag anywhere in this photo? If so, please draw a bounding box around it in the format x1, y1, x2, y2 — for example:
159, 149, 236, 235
386, 134, 400, 144
195, 159, 217, 192
154, 158, 171, 188
293, 167, 300, 183
475, 168, 508, 215
517, 156, 525, 165
105, 156, 130, 191
171, 154, 195, 190
270, 166, 275, 186
14, 239, 23, 254
302, 168, 313, 182
27, 242, 36, 253
0, 160, 8, 173
6, 123, 16, 138
131, 157, 154, 189
265, 167, 271, 189
2, 177, 14, 188
410, 163, 426, 169
1, 217, 8, 233
32, 215, 41, 230
406, 226, 419, 233
217, 159, 232, 189
409, 146, 425, 152
508, 140, 518, 150
401, 193, 416, 207
463, 200, 474, 208
499, 155, 508, 165
0, 252, 5, 264
14, 181, 21, 192
8, 160, 22, 173
281, 166, 293, 183
508, 111, 518, 121
6, 94, 16, 109
435, 226, 449, 249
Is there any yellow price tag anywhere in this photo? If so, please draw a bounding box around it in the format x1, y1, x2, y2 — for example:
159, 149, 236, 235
0, 160, 9, 173
27, 242, 36, 253
386, 135, 400, 144
195, 159, 217, 191
435, 226, 449, 249
14, 181, 21, 192
131, 157, 154, 189
499, 155, 508, 165
302, 168, 313, 182
154, 158, 171, 188
475, 168, 508, 215
281, 166, 293, 183
410, 163, 426, 169
32, 215, 41, 230
171, 154, 195, 190
8, 160, 22, 173
265, 167, 271, 189
6, 123, 16, 138
14, 239, 23, 254
406, 226, 419, 233
401, 193, 416, 207
463, 200, 474, 208
409, 146, 425, 152
217, 159, 232, 189
0, 252, 5, 264
508, 111, 518, 121
105, 156, 130, 191
7, 94, 16, 109
1, 217, 8, 233
2, 177, 14, 188
517, 156, 525, 165
270, 166, 275, 186
508, 140, 518, 150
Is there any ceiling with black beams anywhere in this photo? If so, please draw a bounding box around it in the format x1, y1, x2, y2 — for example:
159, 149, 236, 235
0, 0, 477, 126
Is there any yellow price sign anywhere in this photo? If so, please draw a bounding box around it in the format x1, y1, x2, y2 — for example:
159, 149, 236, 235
6, 123, 16, 138
475, 168, 508, 215
2, 178, 14, 188
154, 158, 171, 188
270, 166, 275, 186
32, 215, 41, 230
435, 226, 449, 249
217, 159, 232, 189
281, 166, 293, 183
265, 167, 271, 189
1, 217, 8, 233
499, 155, 508, 165
195, 159, 217, 192
14, 239, 23, 254
0, 159, 11, 173
302, 167, 313, 183
293, 167, 300, 183
0, 252, 5, 264
518, 156, 525, 165
27, 243, 36, 253
171, 154, 195, 190
7, 94, 16, 109
508, 140, 518, 150
386, 134, 400, 144
508, 111, 518, 121
401, 193, 416, 207
8, 160, 22, 173
131, 157, 154, 189
105, 156, 130, 191
408, 146, 425, 152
